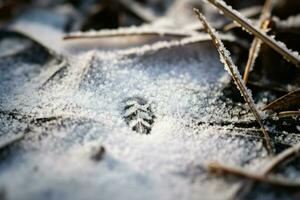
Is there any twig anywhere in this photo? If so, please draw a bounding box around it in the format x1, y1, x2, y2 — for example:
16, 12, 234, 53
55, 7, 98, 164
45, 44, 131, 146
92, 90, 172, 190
194, 9, 274, 155
243, 0, 272, 83
207, 162, 300, 189
205, 0, 300, 68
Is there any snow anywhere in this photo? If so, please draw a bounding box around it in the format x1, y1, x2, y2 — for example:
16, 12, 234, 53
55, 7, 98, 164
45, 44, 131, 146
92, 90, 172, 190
0, 24, 271, 200
0, 5, 299, 200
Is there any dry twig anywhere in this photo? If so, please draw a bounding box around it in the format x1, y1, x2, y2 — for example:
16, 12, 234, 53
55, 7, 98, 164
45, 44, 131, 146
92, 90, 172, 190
194, 9, 274, 155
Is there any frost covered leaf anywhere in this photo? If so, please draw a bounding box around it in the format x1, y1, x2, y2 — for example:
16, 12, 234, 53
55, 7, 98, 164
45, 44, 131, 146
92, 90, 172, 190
0, 30, 64, 101
194, 9, 274, 154
123, 96, 155, 134
0, 30, 54, 61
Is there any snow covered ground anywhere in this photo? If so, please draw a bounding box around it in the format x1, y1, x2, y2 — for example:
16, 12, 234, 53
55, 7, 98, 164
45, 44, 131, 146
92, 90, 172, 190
0, 8, 298, 200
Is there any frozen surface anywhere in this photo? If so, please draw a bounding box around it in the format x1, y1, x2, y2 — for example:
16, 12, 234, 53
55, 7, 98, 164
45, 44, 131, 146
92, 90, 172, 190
0, 9, 299, 200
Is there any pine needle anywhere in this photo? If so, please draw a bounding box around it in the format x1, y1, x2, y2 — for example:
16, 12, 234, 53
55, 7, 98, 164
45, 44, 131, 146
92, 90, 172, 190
205, 0, 300, 68
194, 9, 274, 155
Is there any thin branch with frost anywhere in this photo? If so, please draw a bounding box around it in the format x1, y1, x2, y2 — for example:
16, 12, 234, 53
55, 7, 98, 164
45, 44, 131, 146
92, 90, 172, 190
243, 0, 272, 83
40, 58, 68, 88
205, 0, 300, 68
114, 34, 238, 57
63, 28, 194, 40
194, 9, 274, 155
207, 162, 300, 189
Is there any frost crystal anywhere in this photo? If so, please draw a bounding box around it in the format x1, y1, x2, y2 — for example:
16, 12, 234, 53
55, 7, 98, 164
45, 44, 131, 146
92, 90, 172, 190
0, 8, 288, 200
123, 97, 155, 134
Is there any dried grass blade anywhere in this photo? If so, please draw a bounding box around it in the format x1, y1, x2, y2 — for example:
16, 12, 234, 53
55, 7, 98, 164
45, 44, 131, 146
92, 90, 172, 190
262, 142, 300, 175
205, 0, 300, 68
233, 139, 300, 198
278, 111, 300, 118
63, 29, 192, 40
263, 89, 300, 112
194, 9, 274, 155
243, 0, 273, 83
207, 162, 300, 189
